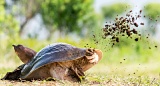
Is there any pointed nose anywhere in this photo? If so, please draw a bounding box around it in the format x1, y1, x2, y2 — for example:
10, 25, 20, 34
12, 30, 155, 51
12, 45, 16, 47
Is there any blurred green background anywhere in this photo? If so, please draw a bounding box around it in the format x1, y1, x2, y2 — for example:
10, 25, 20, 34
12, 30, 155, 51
0, 0, 160, 81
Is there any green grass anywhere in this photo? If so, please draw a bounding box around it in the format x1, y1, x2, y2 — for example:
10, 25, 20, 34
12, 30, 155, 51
1, 63, 160, 86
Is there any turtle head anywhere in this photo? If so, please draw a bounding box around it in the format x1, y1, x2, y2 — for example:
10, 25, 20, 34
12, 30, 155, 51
12, 44, 37, 64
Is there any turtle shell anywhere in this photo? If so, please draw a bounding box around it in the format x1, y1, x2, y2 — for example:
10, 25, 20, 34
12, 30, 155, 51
20, 43, 88, 79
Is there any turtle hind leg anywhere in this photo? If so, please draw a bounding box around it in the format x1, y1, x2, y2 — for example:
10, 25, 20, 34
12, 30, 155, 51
1, 64, 25, 80
1, 69, 21, 80
1, 71, 21, 80
49, 63, 67, 81
49, 63, 84, 82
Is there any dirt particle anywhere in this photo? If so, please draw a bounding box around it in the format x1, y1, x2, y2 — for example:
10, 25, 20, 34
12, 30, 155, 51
135, 38, 138, 41
140, 23, 144, 25
137, 15, 141, 18
140, 10, 142, 13
132, 29, 137, 34
93, 35, 95, 38
116, 37, 119, 42
134, 23, 138, 27
129, 10, 132, 12
132, 17, 135, 22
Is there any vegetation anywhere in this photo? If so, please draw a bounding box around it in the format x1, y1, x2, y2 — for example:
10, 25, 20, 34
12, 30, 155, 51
101, 3, 130, 19
144, 3, 160, 35
8, 0, 98, 36
0, 0, 160, 85
0, 0, 19, 37
41, 0, 97, 34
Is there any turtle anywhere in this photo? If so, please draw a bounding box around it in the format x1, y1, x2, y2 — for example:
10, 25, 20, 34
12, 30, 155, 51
2, 43, 102, 82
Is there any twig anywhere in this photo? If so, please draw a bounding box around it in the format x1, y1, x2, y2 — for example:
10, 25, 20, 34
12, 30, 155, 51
150, 78, 155, 86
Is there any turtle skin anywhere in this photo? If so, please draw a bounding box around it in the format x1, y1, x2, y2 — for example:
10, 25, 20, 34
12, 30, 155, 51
13, 44, 36, 64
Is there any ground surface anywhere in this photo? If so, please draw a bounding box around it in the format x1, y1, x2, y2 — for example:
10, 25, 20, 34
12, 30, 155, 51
0, 63, 160, 86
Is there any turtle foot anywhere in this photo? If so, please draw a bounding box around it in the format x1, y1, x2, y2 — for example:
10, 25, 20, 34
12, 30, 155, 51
86, 53, 99, 64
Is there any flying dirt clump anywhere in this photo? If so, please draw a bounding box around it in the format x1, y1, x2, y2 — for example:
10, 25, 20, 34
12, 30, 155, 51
102, 10, 144, 45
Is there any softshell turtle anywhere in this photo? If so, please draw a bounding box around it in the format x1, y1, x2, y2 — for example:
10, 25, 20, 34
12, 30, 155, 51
2, 43, 102, 82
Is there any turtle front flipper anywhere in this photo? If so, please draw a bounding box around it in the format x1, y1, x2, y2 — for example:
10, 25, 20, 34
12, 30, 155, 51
81, 49, 103, 72
49, 63, 84, 82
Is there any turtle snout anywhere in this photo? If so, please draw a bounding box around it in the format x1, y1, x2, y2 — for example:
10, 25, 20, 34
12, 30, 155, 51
12, 44, 24, 50
12, 45, 16, 47
12, 45, 17, 50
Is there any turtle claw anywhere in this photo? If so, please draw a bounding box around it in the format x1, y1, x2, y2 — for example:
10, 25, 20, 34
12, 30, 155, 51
86, 53, 99, 64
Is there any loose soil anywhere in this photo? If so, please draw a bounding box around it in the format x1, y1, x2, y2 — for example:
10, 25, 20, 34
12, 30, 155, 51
102, 10, 144, 45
